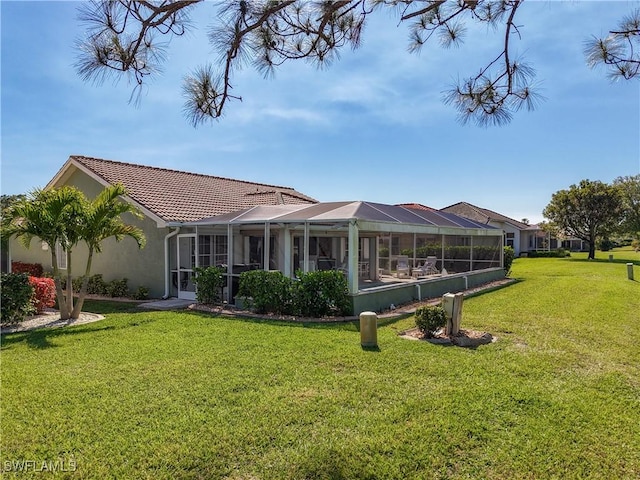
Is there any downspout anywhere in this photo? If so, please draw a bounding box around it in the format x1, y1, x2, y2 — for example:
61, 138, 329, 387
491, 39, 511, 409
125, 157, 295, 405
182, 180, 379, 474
163, 226, 181, 299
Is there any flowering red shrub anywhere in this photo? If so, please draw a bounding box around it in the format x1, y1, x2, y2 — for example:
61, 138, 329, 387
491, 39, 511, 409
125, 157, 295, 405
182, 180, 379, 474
28, 276, 56, 313
12, 261, 44, 277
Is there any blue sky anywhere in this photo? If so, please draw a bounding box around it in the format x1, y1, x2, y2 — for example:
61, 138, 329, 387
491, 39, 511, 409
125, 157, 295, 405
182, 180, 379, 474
2, 1, 639, 224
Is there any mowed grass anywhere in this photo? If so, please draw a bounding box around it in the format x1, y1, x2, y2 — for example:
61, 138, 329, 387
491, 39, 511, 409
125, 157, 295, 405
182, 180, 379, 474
1, 253, 639, 479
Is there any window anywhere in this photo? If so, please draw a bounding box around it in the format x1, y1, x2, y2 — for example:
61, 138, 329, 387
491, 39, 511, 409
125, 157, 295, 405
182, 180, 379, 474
198, 235, 211, 267
198, 235, 228, 267
55, 241, 67, 270
505, 232, 515, 248
213, 235, 228, 266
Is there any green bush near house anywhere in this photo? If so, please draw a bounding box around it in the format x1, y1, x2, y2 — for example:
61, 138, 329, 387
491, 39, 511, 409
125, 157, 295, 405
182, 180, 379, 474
238, 270, 295, 315
238, 269, 350, 317
131, 285, 149, 301
106, 278, 129, 298
294, 270, 350, 318
87, 274, 109, 295
503, 245, 515, 275
0, 272, 35, 323
193, 266, 225, 305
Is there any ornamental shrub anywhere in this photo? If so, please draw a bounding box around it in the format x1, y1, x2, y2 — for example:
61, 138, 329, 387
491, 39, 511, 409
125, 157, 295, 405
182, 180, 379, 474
11, 261, 43, 277
503, 246, 515, 276
132, 285, 149, 301
28, 276, 56, 313
415, 305, 447, 338
294, 270, 350, 317
238, 270, 293, 314
1, 273, 35, 323
193, 266, 225, 305
597, 238, 615, 251
87, 274, 108, 295
237, 269, 351, 317
107, 278, 129, 298
72, 276, 85, 293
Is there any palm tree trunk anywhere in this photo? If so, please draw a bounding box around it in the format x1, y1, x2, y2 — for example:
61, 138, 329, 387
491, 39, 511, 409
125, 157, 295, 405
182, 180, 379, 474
51, 250, 70, 320
71, 248, 94, 319
65, 248, 74, 316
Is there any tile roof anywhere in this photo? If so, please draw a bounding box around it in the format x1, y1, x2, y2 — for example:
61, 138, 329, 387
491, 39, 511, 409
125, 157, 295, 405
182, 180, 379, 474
64, 156, 317, 223
395, 203, 436, 211
440, 202, 530, 230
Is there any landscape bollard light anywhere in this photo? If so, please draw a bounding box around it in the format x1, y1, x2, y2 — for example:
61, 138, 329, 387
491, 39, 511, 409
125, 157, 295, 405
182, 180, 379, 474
609, 254, 614, 262
360, 311, 378, 348
627, 263, 634, 281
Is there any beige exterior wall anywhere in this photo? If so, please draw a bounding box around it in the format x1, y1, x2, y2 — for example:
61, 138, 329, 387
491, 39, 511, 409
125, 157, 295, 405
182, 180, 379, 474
8, 168, 170, 299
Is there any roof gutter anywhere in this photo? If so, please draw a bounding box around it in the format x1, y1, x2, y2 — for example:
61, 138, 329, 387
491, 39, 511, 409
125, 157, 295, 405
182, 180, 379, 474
163, 226, 181, 299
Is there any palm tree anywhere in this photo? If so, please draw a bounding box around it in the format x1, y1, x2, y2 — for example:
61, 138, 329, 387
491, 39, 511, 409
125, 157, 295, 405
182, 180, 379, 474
72, 184, 145, 318
3, 184, 146, 320
2, 187, 85, 319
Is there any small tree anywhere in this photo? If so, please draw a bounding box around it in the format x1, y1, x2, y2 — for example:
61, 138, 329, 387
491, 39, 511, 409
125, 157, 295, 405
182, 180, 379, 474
2, 187, 86, 319
543, 180, 623, 260
72, 184, 145, 318
415, 305, 447, 338
2, 185, 145, 320
614, 175, 640, 241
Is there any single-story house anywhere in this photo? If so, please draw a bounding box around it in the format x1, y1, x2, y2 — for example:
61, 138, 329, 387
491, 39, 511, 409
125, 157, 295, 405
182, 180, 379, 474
8, 157, 506, 312
440, 202, 557, 257
6, 155, 318, 298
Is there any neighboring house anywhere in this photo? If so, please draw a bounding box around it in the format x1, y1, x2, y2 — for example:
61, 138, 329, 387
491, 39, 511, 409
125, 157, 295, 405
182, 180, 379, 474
7, 155, 317, 298
440, 202, 557, 257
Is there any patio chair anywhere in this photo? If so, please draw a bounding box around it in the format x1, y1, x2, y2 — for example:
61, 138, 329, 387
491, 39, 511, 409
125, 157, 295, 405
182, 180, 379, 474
396, 255, 410, 278
412, 257, 438, 278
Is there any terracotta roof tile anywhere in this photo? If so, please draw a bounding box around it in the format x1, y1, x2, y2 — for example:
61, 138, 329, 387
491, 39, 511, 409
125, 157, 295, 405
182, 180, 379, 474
395, 203, 435, 211
69, 156, 317, 223
440, 202, 530, 229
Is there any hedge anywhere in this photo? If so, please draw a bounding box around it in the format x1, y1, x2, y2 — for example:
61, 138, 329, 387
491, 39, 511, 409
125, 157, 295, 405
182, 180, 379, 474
1, 273, 35, 323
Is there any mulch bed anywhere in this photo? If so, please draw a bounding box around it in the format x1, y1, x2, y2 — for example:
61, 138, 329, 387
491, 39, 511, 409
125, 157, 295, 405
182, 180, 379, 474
399, 327, 496, 347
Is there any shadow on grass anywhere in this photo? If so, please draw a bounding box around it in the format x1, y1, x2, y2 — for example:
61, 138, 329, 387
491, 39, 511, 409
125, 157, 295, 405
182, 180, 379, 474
1, 309, 158, 351
1, 324, 118, 350
567, 257, 640, 266
184, 309, 362, 332
361, 344, 381, 352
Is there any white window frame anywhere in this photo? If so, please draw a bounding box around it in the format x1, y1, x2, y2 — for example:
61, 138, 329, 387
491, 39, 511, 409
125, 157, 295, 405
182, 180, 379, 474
55, 241, 67, 270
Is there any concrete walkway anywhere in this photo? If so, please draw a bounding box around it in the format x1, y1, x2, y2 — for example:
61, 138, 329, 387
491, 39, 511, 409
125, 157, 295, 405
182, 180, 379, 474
138, 298, 194, 311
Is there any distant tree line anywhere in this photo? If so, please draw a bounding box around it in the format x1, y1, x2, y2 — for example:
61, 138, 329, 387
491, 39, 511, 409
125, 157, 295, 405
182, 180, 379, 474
543, 175, 640, 259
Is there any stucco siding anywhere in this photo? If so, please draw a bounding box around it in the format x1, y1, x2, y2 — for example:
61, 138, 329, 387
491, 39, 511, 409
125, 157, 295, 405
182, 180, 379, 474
8, 168, 169, 298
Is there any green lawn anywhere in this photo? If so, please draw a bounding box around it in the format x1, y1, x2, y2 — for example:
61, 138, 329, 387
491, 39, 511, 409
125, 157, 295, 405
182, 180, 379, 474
1, 253, 639, 479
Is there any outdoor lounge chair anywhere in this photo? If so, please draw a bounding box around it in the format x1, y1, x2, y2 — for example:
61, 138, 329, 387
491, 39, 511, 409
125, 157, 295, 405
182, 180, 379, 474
412, 257, 439, 278
396, 255, 410, 278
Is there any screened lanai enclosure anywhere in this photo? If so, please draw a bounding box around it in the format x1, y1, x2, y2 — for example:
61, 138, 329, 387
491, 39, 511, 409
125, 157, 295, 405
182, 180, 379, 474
168, 202, 506, 313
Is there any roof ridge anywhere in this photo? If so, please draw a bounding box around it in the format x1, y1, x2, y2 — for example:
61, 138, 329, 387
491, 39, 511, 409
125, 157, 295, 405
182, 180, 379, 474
475, 204, 529, 227
71, 154, 304, 192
